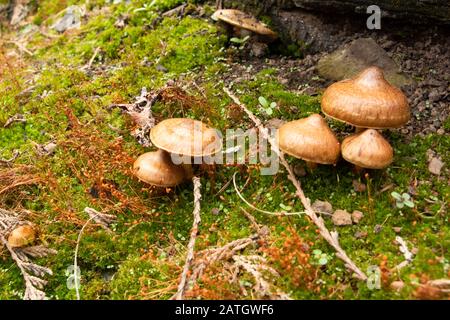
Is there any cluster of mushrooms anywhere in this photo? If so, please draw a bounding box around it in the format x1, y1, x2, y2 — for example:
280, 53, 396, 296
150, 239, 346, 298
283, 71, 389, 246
133, 118, 221, 187
133, 67, 409, 189
278, 66, 410, 170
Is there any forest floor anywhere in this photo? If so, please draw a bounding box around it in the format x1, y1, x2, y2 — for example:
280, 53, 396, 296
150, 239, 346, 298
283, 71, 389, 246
0, 0, 448, 300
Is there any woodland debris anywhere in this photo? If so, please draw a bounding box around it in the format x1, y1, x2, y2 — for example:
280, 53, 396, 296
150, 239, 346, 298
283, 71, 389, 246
31, 141, 57, 156
109, 85, 170, 147
224, 87, 367, 281
332, 209, 352, 226
84, 207, 117, 233
232, 254, 291, 299
4, 113, 26, 128
394, 236, 414, 271
0, 150, 20, 166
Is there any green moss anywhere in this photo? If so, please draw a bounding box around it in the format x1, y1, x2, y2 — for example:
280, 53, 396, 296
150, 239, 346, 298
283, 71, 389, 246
0, 0, 448, 300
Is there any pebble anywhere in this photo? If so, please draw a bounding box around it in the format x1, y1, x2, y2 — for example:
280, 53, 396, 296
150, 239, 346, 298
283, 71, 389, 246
312, 200, 333, 215
351, 210, 364, 224
332, 209, 352, 226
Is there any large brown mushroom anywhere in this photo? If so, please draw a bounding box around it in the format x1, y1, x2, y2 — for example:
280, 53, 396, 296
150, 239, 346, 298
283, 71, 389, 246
341, 129, 393, 169
276, 114, 340, 168
133, 149, 186, 187
211, 9, 278, 42
150, 118, 222, 178
321, 66, 410, 130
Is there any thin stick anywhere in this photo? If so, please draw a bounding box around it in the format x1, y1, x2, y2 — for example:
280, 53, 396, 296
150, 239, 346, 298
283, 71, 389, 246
73, 213, 98, 300
173, 176, 202, 300
224, 87, 367, 281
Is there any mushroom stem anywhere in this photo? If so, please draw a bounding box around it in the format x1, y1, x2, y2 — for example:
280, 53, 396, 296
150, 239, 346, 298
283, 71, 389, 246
355, 127, 365, 133
305, 161, 317, 170
182, 164, 194, 180
353, 165, 365, 174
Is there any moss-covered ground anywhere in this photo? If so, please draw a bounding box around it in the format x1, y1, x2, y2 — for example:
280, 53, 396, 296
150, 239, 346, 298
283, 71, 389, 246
0, 0, 448, 300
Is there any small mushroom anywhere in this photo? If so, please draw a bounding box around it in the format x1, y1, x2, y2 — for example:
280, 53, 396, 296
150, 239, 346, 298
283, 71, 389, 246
276, 114, 340, 168
150, 118, 222, 177
321, 66, 410, 130
341, 129, 393, 169
133, 149, 186, 187
211, 9, 277, 42
8, 225, 36, 248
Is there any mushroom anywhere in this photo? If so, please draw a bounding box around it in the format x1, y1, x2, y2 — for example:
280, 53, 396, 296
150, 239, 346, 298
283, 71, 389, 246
341, 129, 393, 170
276, 114, 340, 169
150, 118, 222, 177
133, 149, 186, 187
8, 225, 36, 248
212, 9, 277, 41
321, 66, 410, 131
211, 9, 277, 57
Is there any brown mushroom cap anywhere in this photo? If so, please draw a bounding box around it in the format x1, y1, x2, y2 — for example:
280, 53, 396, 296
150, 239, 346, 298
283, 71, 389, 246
321, 66, 410, 129
8, 225, 36, 248
133, 149, 186, 187
150, 118, 222, 157
341, 129, 393, 169
212, 9, 277, 39
276, 114, 340, 164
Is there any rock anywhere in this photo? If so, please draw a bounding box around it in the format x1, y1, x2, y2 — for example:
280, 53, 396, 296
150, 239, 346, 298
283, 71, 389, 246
250, 41, 268, 58
393, 227, 402, 233
293, 164, 307, 177
351, 210, 364, 224
352, 179, 366, 192
317, 38, 413, 88
312, 200, 333, 215
390, 280, 405, 291
354, 231, 368, 239
156, 64, 168, 73
374, 224, 383, 233
428, 157, 444, 175
332, 209, 352, 226
52, 5, 84, 33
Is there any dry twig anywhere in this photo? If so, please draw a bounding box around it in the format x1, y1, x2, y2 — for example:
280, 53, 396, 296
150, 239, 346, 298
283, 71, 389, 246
223, 87, 367, 280
393, 236, 414, 271
173, 176, 202, 300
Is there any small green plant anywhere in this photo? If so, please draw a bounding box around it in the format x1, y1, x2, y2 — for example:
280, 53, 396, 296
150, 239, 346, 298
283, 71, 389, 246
312, 249, 331, 266
230, 35, 250, 49
258, 96, 276, 115
391, 191, 415, 209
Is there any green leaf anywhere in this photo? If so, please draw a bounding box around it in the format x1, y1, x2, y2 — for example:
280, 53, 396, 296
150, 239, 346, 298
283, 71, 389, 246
265, 108, 273, 115
402, 193, 411, 200
391, 192, 402, 201
258, 96, 268, 108
404, 200, 415, 208
230, 37, 245, 44
318, 257, 328, 265
312, 249, 322, 255
396, 202, 404, 209
279, 204, 292, 211
270, 101, 277, 108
